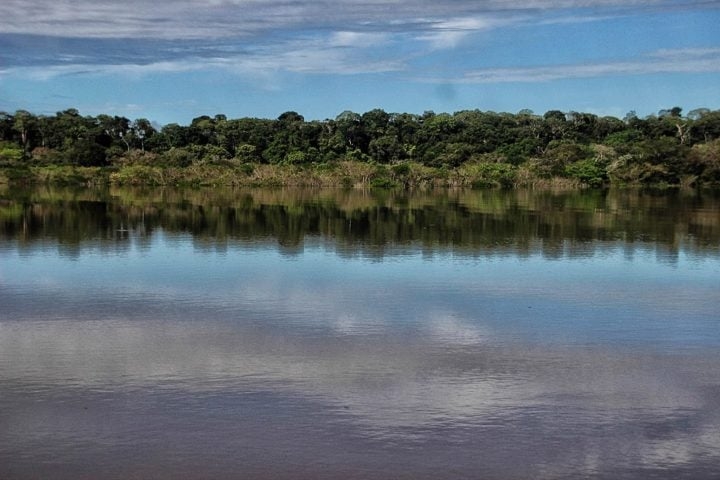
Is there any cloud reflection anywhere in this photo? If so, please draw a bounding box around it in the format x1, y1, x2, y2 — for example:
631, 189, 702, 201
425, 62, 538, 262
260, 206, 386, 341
2, 187, 720, 477
2, 313, 720, 476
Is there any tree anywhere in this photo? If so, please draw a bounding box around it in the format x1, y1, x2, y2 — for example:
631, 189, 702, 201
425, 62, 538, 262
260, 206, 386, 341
389, 113, 420, 150
361, 108, 390, 137
593, 116, 626, 140
369, 135, 403, 163
161, 123, 189, 148
623, 110, 638, 124
63, 138, 107, 166
659, 106, 682, 118
278, 111, 304, 124
542, 110, 569, 143
334, 111, 365, 151
687, 108, 710, 121
0, 112, 14, 141
694, 111, 720, 142
13, 110, 36, 152
36, 115, 55, 148
565, 111, 598, 142
543, 110, 566, 122
688, 139, 720, 184
97, 114, 131, 151
131, 118, 155, 152
53, 109, 92, 146
637, 136, 690, 182
541, 141, 591, 176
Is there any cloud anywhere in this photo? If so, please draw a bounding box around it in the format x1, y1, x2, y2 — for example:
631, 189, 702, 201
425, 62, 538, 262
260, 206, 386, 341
449, 48, 720, 83
0, 1, 708, 39
650, 47, 720, 59
0, 30, 406, 80
0, 1, 716, 89
417, 16, 508, 49
328, 31, 390, 48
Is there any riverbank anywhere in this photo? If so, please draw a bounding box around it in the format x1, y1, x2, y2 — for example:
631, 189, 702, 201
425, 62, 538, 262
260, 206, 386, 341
0, 159, 694, 190
0, 161, 584, 189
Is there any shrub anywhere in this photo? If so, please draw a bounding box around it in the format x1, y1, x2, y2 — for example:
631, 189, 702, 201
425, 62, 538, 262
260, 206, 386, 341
565, 159, 607, 187
0, 142, 24, 166
159, 147, 194, 167
461, 162, 517, 188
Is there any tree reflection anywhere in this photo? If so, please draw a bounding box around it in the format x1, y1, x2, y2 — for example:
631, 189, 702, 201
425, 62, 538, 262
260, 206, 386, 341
1, 186, 718, 259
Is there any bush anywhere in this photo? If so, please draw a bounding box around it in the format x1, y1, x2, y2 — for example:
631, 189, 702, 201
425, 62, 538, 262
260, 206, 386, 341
284, 150, 309, 165
461, 162, 517, 188
541, 141, 592, 176
32, 166, 108, 185
0, 142, 24, 166
565, 159, 607, 187
200, 145, 231, 164
159, 147, 194, 167
370, 176, 399, 189
62, 139, 108, 167
391, 163, 411, 176
688, 139, 720, 184
110, 165, 165, 185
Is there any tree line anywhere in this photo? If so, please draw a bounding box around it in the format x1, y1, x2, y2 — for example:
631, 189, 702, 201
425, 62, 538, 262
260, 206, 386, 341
1, 106, 720, 187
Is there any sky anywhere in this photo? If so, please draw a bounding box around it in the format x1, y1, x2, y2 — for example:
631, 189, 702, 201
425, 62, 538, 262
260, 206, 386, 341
1, 0, 719, 125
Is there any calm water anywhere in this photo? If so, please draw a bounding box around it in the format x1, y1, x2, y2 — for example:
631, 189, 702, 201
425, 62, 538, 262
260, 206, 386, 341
1, 186, 720, 479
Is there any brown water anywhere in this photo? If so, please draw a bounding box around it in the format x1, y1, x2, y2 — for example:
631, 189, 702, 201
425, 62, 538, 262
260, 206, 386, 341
1, 186, 719, 479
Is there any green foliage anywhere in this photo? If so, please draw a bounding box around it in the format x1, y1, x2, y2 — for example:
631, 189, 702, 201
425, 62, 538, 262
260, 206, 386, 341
31, 165, 108, 185
369, 135, 404, 163
110, 166, 165, 185
469, 163, 517, 188
234, 144, 259, 163
198, 145, 232, 164
368, 164, 399, 188
369, 176, 399, 189
2, 106, 720, 188
0, 141, 24, 166
63, 139, 108, 167
284, 150, 310, 165
605, 130, 643, 152
391, 163, 411, 176
238, 163, 255, 176
688, 139, 720, 184
497, 139, 536, 165
565, 159, 607, 187
160, 147, 194, 167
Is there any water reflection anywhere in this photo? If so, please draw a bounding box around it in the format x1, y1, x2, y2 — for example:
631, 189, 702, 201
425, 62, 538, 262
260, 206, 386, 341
1, 186, 720, 479
1, 185, 719, 260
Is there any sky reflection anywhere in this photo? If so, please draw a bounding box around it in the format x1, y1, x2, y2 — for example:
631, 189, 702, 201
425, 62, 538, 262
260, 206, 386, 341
3, 231, 719, 347
2, 188, 720, 479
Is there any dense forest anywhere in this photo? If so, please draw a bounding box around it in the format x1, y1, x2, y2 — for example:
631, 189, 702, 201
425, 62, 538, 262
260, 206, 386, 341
1, 107, 720, 188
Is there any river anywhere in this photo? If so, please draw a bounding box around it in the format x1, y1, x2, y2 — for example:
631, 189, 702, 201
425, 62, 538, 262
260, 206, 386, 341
1, 186, 719, 479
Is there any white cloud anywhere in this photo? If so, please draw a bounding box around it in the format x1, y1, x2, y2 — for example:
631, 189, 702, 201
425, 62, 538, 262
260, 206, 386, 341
328, 31, 390, 48
417, 16, 506, 49
0, 0, 702, 39
452, 48, 720, 83
0, 61, 205, 81
650, 47, 720, 59
0, 31, 406, 81
1, 0, 716, 100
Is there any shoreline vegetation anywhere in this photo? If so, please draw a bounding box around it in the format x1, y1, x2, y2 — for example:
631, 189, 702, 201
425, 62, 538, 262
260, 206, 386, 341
1, 107, 719, 189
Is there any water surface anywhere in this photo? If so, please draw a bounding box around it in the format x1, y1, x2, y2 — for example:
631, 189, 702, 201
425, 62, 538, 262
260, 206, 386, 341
1, 186, 719, 479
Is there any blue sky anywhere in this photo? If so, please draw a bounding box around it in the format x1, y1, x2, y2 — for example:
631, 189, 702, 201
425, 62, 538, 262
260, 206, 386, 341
1, 0, 719, 125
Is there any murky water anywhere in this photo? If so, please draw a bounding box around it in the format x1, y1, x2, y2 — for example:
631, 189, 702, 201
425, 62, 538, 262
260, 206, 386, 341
1, 186, 719, 479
